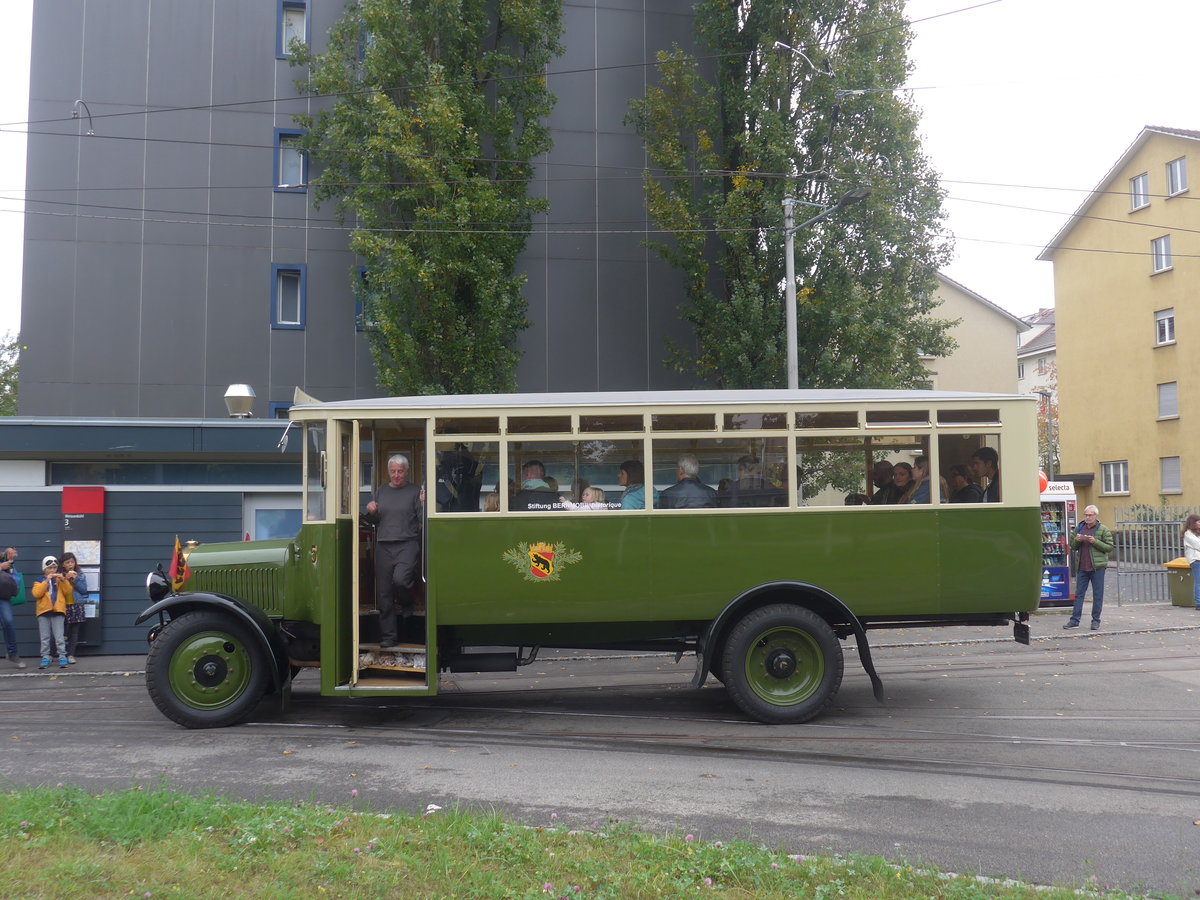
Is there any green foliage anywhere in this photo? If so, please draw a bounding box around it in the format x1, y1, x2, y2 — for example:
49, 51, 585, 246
0, 331, 19, 415
294, 0, 563, 395
629, 0, 956, 389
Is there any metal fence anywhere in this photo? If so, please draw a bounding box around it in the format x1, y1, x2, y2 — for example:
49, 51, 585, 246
1110, 505, 1193, 603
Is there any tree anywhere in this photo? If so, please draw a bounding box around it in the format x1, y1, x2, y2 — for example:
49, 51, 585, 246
628, 0, 955, 389
1034, 362, 1059, 476
0, 332, 18, 416
294, 0, 562, 395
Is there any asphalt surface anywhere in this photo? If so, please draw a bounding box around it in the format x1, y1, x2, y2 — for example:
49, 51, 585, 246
3, 601, 1199, 897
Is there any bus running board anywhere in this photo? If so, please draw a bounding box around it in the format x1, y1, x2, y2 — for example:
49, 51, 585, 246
446, 652, 518, 673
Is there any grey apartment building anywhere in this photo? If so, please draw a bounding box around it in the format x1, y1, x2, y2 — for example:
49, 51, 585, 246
19, 0, 697, 418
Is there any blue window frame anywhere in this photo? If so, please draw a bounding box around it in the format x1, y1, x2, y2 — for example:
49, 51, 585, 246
274, 129, 307, 192
269, 402, 294, 419
271, 264, 307, 329
277, 1, 308, 59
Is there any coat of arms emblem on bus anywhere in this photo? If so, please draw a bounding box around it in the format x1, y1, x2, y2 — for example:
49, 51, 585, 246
502, 541, 582, 582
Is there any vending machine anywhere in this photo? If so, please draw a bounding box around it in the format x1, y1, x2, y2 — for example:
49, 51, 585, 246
1039, 481, 1077, 606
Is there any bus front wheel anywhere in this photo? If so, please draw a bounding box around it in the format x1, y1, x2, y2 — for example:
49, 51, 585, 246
146, 610, 270, 728
721, 604, 843, 724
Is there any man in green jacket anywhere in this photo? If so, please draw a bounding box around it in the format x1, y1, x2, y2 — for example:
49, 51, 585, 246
1065, 505, 1114, 630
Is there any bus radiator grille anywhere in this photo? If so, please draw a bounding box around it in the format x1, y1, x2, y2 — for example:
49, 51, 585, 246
189, 566, 284, 617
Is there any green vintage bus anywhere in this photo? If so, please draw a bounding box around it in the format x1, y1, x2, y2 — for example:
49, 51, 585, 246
137, 390, 1040, 728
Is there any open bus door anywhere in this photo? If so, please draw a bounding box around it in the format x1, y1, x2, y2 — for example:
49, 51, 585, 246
344, 419, 434, 693
316, 419, 358, 692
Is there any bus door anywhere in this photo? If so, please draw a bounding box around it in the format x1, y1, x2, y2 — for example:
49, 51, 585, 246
352, 418, 432, 690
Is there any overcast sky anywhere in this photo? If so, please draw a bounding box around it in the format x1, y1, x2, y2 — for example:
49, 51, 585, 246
0, 0, 1197, 334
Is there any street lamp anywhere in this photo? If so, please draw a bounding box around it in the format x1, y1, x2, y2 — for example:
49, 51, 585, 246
782, 188, 870, 389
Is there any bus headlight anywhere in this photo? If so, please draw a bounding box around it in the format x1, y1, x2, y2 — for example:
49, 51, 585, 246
146, 569, 170, 604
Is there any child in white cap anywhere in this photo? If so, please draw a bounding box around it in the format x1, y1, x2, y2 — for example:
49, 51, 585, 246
31, 556, 73, 669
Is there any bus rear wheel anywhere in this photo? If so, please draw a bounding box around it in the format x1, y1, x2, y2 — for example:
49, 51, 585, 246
721, 604, 843, 724
146, 610, 269, 728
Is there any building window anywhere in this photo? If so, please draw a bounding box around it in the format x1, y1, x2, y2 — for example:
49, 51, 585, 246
1167, 157, 1188, 195
1158, 381, 1179, 419
274, 129, 307, 191
1152, 235, 1172, 272
277, 1, 307, 58
1156, 308, 1176, 345
1130, 172, 1149, 210
271, 264, 306, 329
1101, 461, 1128, 494
268, 402, 293, 419
1017, 362, 1025, 380
1161, 456, 1182, 493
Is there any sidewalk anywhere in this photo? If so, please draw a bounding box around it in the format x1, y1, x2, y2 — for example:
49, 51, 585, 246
874, 600, 1200, 648
4, 602, 1197, 677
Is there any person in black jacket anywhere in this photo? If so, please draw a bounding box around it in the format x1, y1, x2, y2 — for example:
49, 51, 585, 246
657, 453, 718, 509
947, 464, 984, 503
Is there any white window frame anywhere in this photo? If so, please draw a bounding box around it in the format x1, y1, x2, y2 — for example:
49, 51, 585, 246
274, 129, 307, 192
271, 264, 306, 329
1152, 235, 1172, 273
1161, 456, 1182, 494
1156, 308, 1176, 345
1101, 461, 1129, 495
277, 1, 308, 59
244, 493, 303, 541
1167, 157, 1188, 195
1017, 362, 1025, 380
1130, 172, 1149, 210
1157, 382, 1179, 419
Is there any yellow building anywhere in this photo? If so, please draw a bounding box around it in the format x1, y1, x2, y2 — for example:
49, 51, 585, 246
925, 274, 1028, 393
1039, 126, 1199, 523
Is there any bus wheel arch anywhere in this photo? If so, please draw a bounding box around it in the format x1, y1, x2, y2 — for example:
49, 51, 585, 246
699, 583, 883, 720
145, 608, 273, 728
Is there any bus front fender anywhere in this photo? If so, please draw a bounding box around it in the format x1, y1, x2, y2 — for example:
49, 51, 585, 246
694, 581, 884, 702
136, 592, 289, 695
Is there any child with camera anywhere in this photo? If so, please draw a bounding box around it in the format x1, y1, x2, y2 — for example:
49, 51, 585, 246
31, 555, 73, 669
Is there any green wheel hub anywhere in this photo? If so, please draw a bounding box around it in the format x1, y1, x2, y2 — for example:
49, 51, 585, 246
167, 631, 253, 711
743, 625, 824, 706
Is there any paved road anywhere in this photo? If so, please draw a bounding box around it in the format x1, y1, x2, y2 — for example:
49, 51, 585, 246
2, 603, 1199, 897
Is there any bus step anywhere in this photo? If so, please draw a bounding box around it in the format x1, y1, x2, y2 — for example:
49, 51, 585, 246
359, 643, 427, 673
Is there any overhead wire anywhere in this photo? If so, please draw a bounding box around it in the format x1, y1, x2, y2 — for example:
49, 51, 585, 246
0, 0, 1004, 133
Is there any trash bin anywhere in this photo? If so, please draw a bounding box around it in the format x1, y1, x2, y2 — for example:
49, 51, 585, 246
1164, 558, 1194, 608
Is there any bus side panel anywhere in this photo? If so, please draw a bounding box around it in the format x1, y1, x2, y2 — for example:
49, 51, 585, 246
427, 516, 655, 626
427, 507, 1038, 628
938, 505, 1041, 615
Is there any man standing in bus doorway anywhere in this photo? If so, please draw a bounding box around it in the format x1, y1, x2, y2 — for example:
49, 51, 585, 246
1065, 505, 1113, 631
969, 447, 1000, 502
365, 454, 425, 648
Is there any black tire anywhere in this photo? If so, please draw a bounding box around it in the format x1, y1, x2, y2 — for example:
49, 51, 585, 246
720, 604, 843, 724
145, 610, 271, 728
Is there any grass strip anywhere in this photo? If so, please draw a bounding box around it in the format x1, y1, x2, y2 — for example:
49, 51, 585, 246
0, 785, 1166, 899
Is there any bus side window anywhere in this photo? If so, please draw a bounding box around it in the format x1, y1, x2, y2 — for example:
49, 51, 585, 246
434, 441, 495, 512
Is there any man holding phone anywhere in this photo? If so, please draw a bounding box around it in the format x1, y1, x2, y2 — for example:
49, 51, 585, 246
0, 547, 24, 668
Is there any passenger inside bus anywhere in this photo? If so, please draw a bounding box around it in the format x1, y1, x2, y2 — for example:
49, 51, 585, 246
511, 460, 562, 511
617, 460, 647, 509
947, 464, 984, 502
657, 453, 719, 509
969, 447, 1001, 501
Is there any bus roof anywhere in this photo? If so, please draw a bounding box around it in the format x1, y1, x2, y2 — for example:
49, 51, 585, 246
289, 389, 1034, 417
